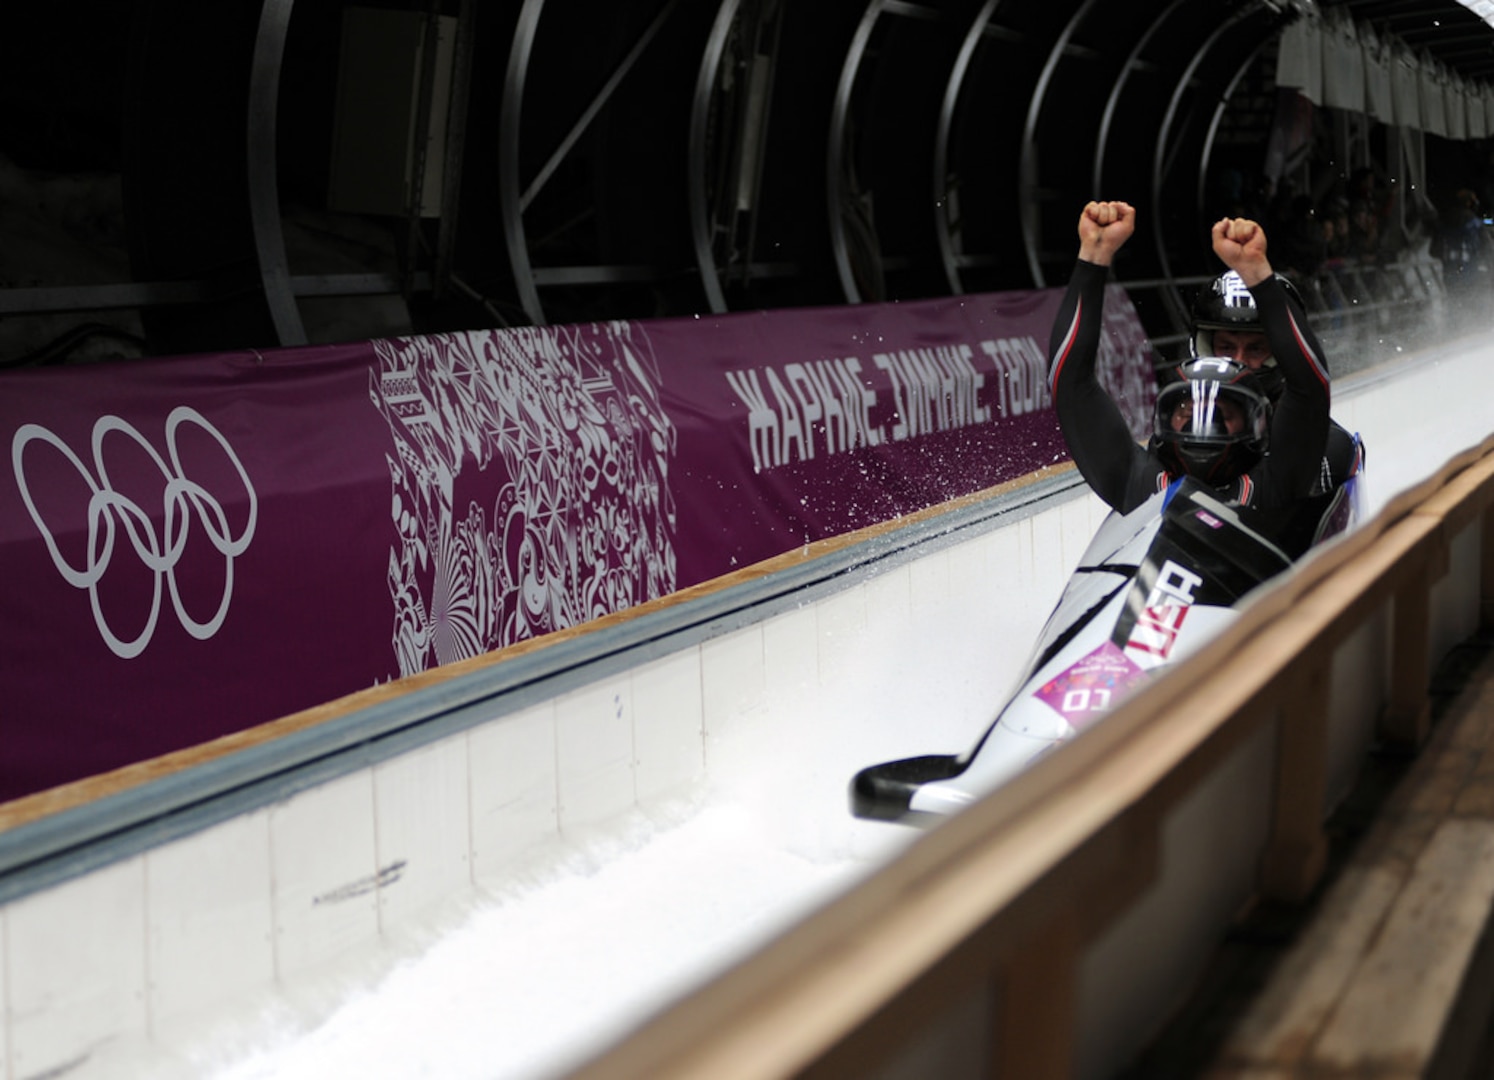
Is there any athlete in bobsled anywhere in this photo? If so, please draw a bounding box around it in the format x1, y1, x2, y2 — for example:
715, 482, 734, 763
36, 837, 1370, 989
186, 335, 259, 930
851, 201, 1354, 824
1189, 267, 1364, 499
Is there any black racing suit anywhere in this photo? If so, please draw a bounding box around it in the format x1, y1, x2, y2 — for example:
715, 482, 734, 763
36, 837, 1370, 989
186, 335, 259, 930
1048, 259, 1331, 519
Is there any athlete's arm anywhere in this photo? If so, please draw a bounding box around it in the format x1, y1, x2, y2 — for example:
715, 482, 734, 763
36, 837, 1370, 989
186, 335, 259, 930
1253, 274, 1331, 499
1212, 218, 1331, 506
1048, 258, 1157, 512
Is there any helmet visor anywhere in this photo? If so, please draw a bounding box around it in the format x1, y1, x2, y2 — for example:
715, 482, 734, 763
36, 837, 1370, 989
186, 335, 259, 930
1156, 381, 1251, 439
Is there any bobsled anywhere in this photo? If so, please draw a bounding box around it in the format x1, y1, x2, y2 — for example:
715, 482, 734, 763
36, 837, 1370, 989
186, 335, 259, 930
851, 473, 1359, 824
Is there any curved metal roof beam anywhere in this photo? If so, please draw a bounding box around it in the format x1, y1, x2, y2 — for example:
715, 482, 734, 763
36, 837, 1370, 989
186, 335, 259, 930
1018, 0, 1102, 288
1092, 0, 1190, 198
933, 0, 1004, 295
1149, 6, 1258, 315
499, 0, 547, 325
1196, 39, 1275, 238
521, 0, 682, 212
689, 0, 740, 315
248, 0, 306, 346
500, 0, 683, 325
828, 1, 888, 304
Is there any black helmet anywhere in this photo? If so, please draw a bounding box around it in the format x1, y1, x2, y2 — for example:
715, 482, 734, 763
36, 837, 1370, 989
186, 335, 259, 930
1188, 271, 1304, 401
1153, 357, 1271, 484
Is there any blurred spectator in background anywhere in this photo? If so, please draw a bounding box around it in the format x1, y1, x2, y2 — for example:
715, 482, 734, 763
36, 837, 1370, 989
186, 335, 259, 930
1432, 188, 1490, 286
1209, 167, 1274, 224
1315, 195, 1356, 318
1222, 152, 1487, 346
1347, 167, 1395, 258
1346, 197, 1382, 262
1271, 192, 1331, 310
1321, 196, 1352, 262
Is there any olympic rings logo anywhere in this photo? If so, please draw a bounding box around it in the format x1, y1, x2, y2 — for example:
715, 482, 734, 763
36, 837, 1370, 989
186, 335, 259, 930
12, 408, 258, 659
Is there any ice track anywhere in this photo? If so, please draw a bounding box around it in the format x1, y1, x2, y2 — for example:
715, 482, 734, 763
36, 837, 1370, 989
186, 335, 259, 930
129, 341, 1494, 1080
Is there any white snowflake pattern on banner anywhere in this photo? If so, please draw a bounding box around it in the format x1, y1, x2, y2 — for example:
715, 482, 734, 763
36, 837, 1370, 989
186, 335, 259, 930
371, 322, 677, 676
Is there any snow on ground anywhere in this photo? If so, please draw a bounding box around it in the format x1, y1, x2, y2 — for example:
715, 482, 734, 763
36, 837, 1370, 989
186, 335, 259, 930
137, 615, 955, 1080
198, 794, 905, 1080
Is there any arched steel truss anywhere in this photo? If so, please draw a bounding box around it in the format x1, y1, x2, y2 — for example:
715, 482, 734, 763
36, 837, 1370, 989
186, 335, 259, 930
1092, 0, 1190, 199
248, 0, 305, 347
933, 0, 1004, 296
1017, 0, 1103, 289
1147, 4, 1272, 321
690, 0, 746, 315
689, 0, 787, 315
247, 0, 1293, 331
499, 0, 689, 325
10, 0, 1332, 355
826, 1, 892, 305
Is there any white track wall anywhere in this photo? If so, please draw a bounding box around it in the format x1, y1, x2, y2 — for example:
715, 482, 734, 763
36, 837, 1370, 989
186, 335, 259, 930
0, 485, 1110, 1079
3, 342, 1492, 1080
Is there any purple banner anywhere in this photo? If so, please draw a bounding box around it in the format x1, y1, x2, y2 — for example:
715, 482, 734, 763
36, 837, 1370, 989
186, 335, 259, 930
0, 286, 1153, 801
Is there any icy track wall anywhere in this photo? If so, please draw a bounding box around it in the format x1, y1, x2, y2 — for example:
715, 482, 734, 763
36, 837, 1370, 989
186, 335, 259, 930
1, 324, 1487, 1077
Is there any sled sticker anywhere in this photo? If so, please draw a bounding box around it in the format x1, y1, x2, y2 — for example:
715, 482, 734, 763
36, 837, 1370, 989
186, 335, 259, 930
1126, 602, 1190, 659
1033, 641, 1148, 730
1146, 559, 1203, 607
1124, 558, 1202, 659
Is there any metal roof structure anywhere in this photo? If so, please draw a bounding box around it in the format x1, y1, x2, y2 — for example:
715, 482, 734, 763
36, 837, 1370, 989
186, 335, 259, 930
1333, 0, 1494, 81
3, 0, 1494, 364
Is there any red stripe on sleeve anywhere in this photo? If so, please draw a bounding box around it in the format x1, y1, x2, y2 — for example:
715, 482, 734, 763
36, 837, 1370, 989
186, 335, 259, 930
1049, 298, 1082, 398
1287, 312, 1331, 393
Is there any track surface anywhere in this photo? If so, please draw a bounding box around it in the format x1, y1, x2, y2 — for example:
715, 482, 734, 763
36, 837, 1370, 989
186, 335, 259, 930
125, 343, 1493, 1080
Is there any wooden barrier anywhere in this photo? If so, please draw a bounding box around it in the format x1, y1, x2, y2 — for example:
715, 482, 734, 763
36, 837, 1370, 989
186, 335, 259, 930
563, 435, 1494, 1079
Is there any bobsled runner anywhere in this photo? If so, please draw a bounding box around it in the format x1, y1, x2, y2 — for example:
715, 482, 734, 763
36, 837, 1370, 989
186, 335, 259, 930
851, 473, 1359, 824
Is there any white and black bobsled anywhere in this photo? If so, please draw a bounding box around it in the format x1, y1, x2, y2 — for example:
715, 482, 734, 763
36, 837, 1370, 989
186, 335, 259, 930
851, 475, 1358, 824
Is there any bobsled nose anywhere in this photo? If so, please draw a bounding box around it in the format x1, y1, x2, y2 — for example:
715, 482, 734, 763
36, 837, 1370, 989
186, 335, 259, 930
850, 754, 966, 823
